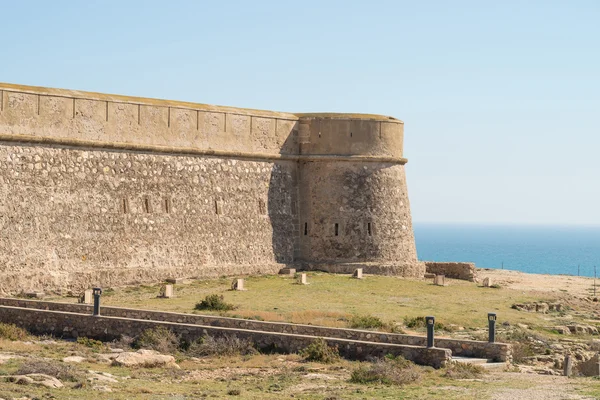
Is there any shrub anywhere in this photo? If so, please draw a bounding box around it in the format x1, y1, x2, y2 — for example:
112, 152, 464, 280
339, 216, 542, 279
0, 323, 28, 341
16, 360, 80, 381
186, 335, 258, 357
195, 294, 236, 311
403, 316, 448, 331
348, 315, 386, 330
77, 336, 104, 351
134, 326, 179, 354
350, 356, 421, 385
300, 338, 340, 363
443, 362, 486, 379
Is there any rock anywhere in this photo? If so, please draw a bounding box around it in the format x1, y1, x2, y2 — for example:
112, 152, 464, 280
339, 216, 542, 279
112, 349, 179, 368
553, 326, 571, 335
535, 303, 549, 313
0, 353, 22, 364
576, 353, 600, 376
63, 356, 86, 363
516, 323, 529, 330
87, 370, 119, 383
93, 385, 113, 392
4, 374, 64, 389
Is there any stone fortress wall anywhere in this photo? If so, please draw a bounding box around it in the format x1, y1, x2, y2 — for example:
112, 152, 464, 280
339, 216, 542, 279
0, 83, 421, 294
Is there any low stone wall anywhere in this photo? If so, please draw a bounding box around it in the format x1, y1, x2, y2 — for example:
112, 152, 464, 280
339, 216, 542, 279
424, 262, 477, 282
304, 262, 425, 278
0, 305, 450, 367
0, 298, 510, 361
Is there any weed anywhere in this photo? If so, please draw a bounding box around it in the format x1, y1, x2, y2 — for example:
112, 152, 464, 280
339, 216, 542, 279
195, 294, 236, 311
0, 323, 28, 341
76, 336, 104, 351
350, 356, 421, 385
227, 388, 242, 396
300, 338, 340, 363
16, 360, 80, 381
186, 335, 258, 357
490, 284, 502, 289
403, 316, 449, 331
443, 362, 486, 379
348, 315, 385, 330
134, 326, 179, 354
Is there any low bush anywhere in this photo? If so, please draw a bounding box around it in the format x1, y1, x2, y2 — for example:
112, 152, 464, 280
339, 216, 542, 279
16, 360, 80, 381
403, 316, 449, 331
300, 338, 340, 363
134, 326, 179, 354
77, 336, 104, 351
348, 315, 386, 330
195, 294, 236, 311
350, 356, 421, 385
0, 323, 28, 341
186, 335, 258, 357
442, 362, 486, 379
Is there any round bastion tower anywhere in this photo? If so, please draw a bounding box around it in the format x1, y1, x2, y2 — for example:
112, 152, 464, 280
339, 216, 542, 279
295, 114, 423, 277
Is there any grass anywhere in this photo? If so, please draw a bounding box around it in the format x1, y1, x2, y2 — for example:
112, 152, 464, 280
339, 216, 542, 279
0, 323, 29, 341
350, 356, 421, 385
46, 272, 559, 333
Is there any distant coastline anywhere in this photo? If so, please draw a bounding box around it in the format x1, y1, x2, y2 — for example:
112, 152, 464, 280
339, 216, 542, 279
414, 222, 600, 278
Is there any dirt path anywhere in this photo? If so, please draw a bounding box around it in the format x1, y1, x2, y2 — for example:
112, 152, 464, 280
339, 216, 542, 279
479, 268, 597, 296
487, 372, 597, 400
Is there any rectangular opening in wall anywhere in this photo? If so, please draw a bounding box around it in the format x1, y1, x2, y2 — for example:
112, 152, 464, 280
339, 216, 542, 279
164, 198, 171, 214
215, 199, 223, 215
304, 222, 308, 236
367, 222, 372, 236
122, 198, 129, 214
334, 223, 339, 236
258, 199, 266, 215
144, 197, 152, 213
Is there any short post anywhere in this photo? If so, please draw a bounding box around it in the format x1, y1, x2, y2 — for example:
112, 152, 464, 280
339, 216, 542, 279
426, 316, 435, 348
488, 312, 497, 343
92, 287, 102, 316
564, 355, 573, 377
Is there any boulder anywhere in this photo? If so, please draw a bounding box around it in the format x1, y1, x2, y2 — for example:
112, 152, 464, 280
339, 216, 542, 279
63, 356, 86, 363
112, 349, 179, 368
4, 373, 63, 389
576, 353, 600, 377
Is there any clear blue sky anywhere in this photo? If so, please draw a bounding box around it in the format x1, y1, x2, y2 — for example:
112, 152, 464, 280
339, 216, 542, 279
2, 1, 599, 225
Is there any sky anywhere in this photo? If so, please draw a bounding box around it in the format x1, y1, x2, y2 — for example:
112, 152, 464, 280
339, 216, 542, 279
1, 0, 599, 225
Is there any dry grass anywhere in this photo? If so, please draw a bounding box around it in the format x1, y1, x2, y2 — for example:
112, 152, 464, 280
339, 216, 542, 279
0, 323, 29, 341
350, 356, 421, 385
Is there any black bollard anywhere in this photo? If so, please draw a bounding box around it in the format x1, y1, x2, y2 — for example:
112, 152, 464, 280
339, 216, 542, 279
488, 312, 497, 343
426, 316, 435, 348
92, 287, 102, 316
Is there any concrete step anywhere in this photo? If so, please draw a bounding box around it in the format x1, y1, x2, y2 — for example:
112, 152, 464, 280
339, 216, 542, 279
452, 357, 507, 370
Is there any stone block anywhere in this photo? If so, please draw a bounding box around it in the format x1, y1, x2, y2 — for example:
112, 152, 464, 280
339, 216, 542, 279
232, 278, 246, 291
564, 354, 573, 376
166, 278, 184, 284
298, 273, 308, 285
577, 353, 600, 376
434, 275, 445, 286
424, 273, 435, 279
24, 292, 44, 299
279, 268, 296, 276
535, 303, 549, 313
353, 268, 363, 279
482, 277, 492, 287
79, 289, 93, 304
159, 285, 173, 298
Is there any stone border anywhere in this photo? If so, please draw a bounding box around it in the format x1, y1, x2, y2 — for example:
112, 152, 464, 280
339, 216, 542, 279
0, 305, 450, 368
0, 298, 510, 362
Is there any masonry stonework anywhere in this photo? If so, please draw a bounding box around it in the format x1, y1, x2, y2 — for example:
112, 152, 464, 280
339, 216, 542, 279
0, 83, 422, 293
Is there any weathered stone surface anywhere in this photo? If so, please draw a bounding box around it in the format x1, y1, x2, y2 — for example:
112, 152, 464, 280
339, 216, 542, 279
0, 83, 421, 293
112, 349, 179, 368
424, 262, 476, 282
4, 374, 63, 388
433, 275, 445, 286
279, 268, 296, 276
63, 355, 86, 363
482, 277, 492, 287
232, 278, 246, 291
158, 284, 173, 298
353, 268, 363, 279
577, 353, 600, 376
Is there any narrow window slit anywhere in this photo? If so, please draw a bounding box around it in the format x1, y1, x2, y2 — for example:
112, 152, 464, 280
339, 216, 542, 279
122, 198, 129, 214
304, 222, 308, 236
144, 197, 152, 213
367, 222, 372, 236
334, 223, 339, 236
164, 198, 171, 214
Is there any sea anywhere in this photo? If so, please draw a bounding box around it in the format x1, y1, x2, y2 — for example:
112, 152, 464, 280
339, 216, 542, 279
414, 223, 600, 278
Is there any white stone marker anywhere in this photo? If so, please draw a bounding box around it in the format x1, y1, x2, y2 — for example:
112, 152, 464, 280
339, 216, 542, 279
160, 284, 173, 298
434, 275, 445, 286
232, 278, 246, 291
483, 277, 492, 287
353, 268, 363, 279
299, 273, 308, 285
82, 289, 93, 304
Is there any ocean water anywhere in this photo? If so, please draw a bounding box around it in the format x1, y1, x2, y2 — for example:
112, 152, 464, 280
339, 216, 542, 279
414, 223, 600, 278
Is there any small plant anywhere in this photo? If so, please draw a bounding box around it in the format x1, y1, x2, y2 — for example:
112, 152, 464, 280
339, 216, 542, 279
348, 315, 386, 330
16, 360, 80, 382
134, 326, 179, 354
300, 338, 340, 363
443, 362, 486, 379
227, 388, 242, 396
77, 336, 104, 351
186, 335, 258, 357
195, 294, 236, 311
350, 356, 421, 385
0, 323, 28, 341
403, 316, 448, 331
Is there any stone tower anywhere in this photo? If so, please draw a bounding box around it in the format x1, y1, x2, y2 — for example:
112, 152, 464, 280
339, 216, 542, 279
0, 83, 421, 294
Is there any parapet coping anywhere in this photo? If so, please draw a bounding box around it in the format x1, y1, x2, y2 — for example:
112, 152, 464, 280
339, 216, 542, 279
0, 304, 449, 358
0, 134, 408, 164
0, 82, 403, 123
